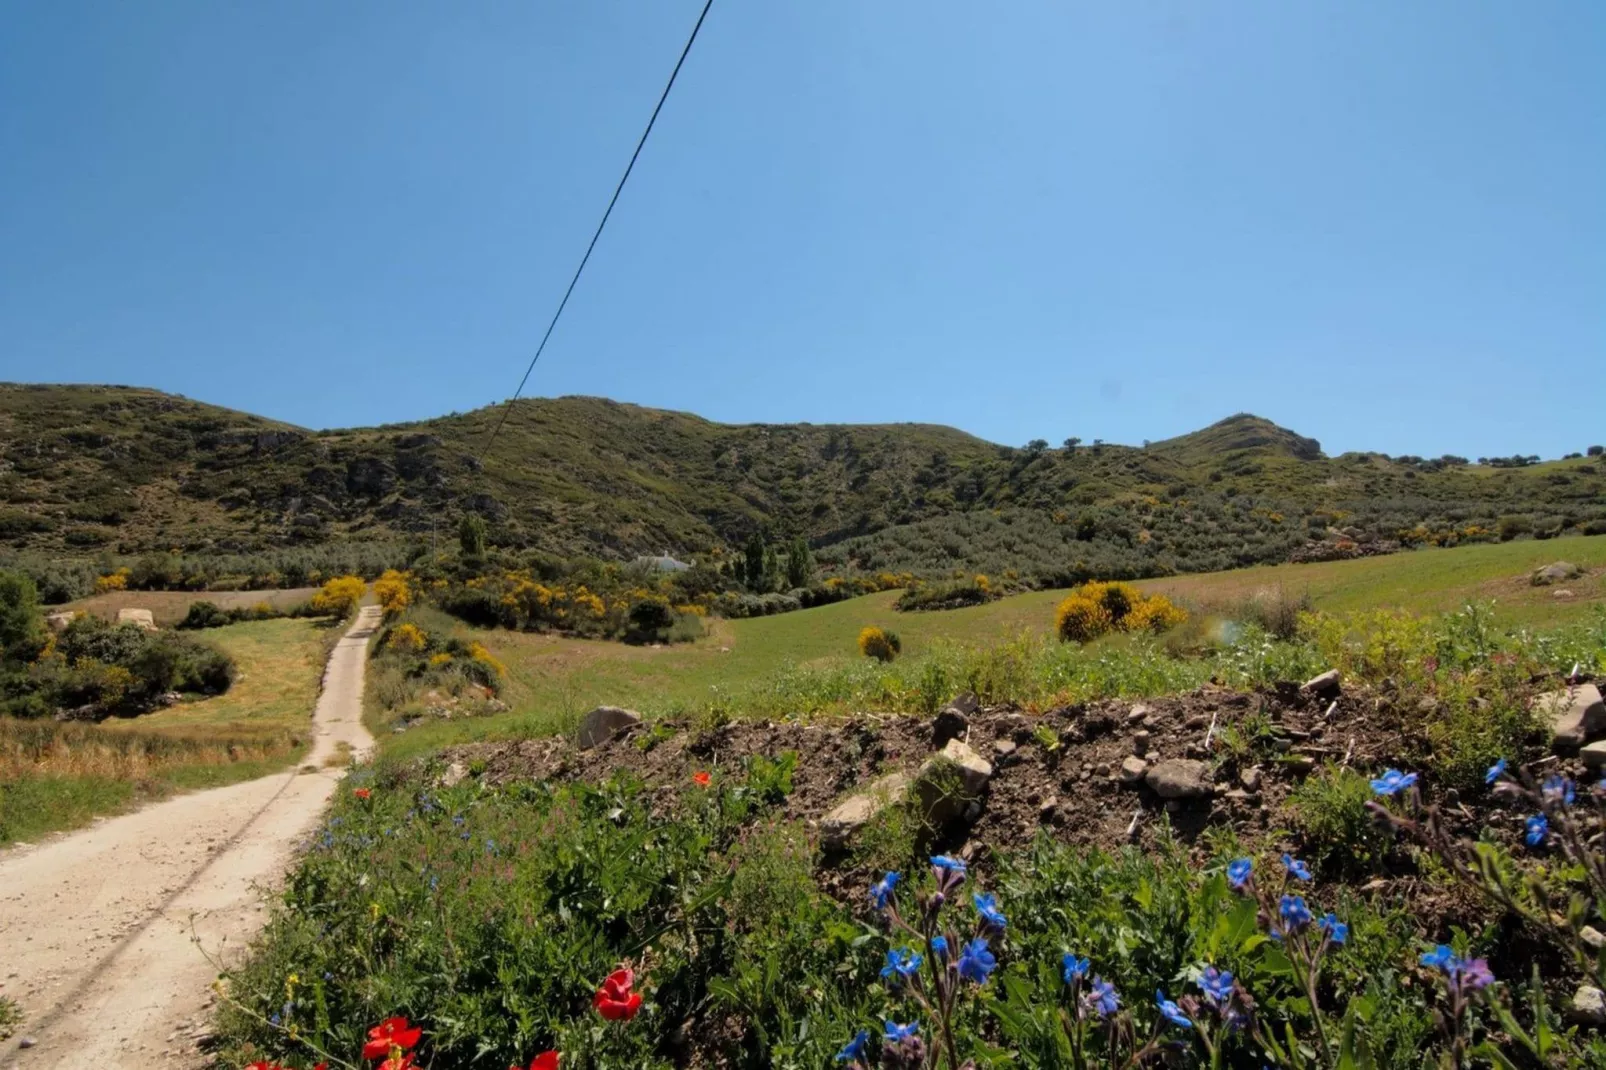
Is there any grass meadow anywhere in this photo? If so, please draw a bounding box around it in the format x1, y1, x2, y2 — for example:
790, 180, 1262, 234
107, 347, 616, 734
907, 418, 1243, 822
376, 536, 1606, 759
0, 617, 334, 844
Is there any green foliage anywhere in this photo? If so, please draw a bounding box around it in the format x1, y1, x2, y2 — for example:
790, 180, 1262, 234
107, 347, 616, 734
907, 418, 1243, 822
0, 995, 20, 1042
458, 513, 487, 560
784, 536, 814, 589
1286, 765, 1391, 877
894, 575, 998, 612
0, 568, 44, 661
3, 614, 236, 719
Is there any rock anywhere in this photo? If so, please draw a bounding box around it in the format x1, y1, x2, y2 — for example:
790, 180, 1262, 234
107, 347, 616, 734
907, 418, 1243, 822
948, 691, 980, 716
575, 706, 644, 750
1570, 985, 1606, 1027
1145, 758, 1213, 799
1537, 684, 1606, 749
1301, 670, 1342, 697
440, 761, 470, 788
1223, 788, 1252, 803
931, 707, 969, 748
1127, 704, 1151, 725
1239, 766, 1263, 792
1183, 714, 1207, 731
1131, 730, 1151, 755
821, 772, 910, 847
915, 740, 995, 823
117, 608, 157, 631
1583, 926, 1606, 952
1555, 589, 1576, 599
992, 738, 1018, 759
1118, 755, 1148, 784
45, 611, 76, 633
1288, 755, 1318, 775
1531, 561, 1582, 587
1584, 741, 1606, 769
1039, 796, 1059, 822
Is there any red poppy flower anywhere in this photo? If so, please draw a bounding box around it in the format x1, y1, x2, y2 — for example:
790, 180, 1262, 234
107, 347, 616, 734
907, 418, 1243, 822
244, 1063, 285, 1070
593, 966, 643, 1021
362, 1016, 422, 1059
692, 771, 711, 788
510, 1053, 559, 1070
354, 787, 372, 800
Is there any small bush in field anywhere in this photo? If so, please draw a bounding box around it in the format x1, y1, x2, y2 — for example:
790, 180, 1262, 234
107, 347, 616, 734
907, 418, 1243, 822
858, 625, 901, 662
1055, 580, 1187, 643
93, 567, 130, 593
310, 575, 365, 617
1286, 765, 1390, 876
177, 600, 232, 630
387, 622, 428, 654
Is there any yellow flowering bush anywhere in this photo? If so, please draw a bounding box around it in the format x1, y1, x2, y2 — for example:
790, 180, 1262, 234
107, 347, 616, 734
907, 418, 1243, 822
858, 625, 902, 663
310, 575, 365, 617
94, 568, 130, 593
373, 569, 413, 616
1055, 581, 1187, 643
388, 622, 428, 654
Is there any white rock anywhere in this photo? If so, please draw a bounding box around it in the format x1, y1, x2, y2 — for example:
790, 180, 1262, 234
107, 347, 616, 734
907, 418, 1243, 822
1537, 684, 1606, 749
1570, 985, 1606, 1026
820, 772, 910, 847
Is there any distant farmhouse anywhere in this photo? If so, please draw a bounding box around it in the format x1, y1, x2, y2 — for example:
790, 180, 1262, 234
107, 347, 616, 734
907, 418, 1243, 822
633, 551, 690, 573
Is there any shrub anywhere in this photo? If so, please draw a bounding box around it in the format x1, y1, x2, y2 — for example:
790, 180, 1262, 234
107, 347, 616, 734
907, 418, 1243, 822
1286, 765, 1390, 877
858, 625, 901, 662
177, 601, 232, 630
93, 568, 130, 593
373, 569, 413, 616
1055, 580, 1187, 642
894, 576, 996, 612
387, 622, 429, 654
310, 575, 365, 617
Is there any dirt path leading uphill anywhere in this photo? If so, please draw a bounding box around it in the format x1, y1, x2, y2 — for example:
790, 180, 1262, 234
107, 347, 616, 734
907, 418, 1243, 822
0, 606, 382, 1070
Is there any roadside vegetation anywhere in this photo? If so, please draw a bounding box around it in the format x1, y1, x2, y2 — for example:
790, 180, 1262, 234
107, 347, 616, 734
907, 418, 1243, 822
0, 568, 340, 844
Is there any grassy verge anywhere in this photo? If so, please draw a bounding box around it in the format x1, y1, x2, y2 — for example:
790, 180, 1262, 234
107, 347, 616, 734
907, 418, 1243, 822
0, 618, 333, 845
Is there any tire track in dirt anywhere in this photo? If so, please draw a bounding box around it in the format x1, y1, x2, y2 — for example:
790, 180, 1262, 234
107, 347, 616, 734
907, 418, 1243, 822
0, 606, 381, 1069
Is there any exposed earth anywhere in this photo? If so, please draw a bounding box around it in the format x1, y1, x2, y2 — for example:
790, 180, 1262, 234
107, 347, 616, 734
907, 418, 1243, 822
0, 607, 380, 1070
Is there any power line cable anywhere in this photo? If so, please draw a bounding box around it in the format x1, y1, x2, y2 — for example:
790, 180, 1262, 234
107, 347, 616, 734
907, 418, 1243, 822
477, 0, 716, 462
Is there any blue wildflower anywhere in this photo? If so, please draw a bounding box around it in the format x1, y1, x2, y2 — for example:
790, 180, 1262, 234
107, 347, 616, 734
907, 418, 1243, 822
1281, 854, 1313, 881
835, 1029, 869, 1063
1278, 894, 1313, 934
1199, 966, 1234, 1005
1156, 991, 1193, 1029
871, 872, 901, 909
930, 855, 967, 874
1226, 858, 1253, 889
1420, 945, 1455, 971
957, 937, 997, 984
881, 948, 924, 981
1062, 953, 1091, 984
1370, 769, 1418, 796
883, 1021, 919, 1043
1525, 814, 1549, 847
930, 935, 950, 961
1542, 775, 1576, 807
1318, 913, 1348, 945
973, 892, 1007, 931
269, 1013, 281, 1027
1485, 759, 1507, 786
1086, 977, 1120, 1017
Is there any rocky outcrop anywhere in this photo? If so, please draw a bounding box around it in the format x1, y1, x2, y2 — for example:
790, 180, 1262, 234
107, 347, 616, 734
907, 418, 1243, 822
1537, 684, 1606, 750
576, 706, 643, 750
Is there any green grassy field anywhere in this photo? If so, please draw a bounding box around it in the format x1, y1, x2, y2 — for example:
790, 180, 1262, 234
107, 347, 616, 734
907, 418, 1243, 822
377, 536, 1606, 759
0, 618, 333, 845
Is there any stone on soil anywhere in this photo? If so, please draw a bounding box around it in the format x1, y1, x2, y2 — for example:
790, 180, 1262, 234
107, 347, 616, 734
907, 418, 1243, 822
1570, 985, 1606, 1026
915, 739, 994, 822
1131, 729, 1151, 755
820, 772, 910, 848
1118, 756, 1148, 784
576, 706, 644, 750
1537, 683, 1606, 749
117, 607, 157, 630
1583, 741, 1606, 769
1144, 758, 1213, 799
1301, 669, 1341, 697
1238, 766, 1263, 792
1531, 561, 1582, 586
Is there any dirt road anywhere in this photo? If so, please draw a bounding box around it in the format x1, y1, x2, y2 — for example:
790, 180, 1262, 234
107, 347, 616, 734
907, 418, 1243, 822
0, 606, 381, 1069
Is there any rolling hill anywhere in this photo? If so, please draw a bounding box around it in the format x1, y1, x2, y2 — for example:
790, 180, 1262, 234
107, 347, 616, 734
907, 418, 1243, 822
1, 383, 1602, 582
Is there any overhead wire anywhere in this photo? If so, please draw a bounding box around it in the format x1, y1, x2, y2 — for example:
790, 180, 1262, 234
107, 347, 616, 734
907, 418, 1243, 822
476, 0, 716, 463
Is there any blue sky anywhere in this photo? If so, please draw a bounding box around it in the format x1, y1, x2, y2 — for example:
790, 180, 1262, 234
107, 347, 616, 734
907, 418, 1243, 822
2, 1, 1601, 459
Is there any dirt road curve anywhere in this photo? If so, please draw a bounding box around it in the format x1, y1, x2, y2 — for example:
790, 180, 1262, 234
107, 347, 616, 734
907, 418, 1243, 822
0, 606, 381, 1069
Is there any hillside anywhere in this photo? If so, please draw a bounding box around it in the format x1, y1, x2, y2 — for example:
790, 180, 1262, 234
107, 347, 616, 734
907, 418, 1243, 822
2, 384, 1603, 581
